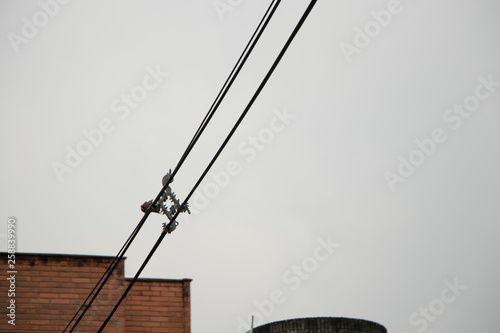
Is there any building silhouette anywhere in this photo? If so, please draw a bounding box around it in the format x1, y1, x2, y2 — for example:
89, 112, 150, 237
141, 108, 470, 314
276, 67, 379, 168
252, 317, 387, 333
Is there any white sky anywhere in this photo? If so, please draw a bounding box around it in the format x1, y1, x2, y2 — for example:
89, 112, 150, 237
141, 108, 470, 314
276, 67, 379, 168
1, 1, 500, 332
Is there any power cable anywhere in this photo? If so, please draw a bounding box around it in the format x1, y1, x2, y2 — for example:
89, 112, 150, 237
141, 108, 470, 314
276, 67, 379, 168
97, 1, 317, 331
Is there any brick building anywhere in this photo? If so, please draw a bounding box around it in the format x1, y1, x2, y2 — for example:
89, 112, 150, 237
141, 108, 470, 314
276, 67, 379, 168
0, 253, 191, 332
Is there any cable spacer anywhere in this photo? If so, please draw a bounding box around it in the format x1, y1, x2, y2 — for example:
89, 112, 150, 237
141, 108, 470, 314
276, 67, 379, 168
141, 169, 191, 230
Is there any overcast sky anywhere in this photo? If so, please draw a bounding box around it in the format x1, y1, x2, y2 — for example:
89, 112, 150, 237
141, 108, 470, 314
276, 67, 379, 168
1, 0, 500, 332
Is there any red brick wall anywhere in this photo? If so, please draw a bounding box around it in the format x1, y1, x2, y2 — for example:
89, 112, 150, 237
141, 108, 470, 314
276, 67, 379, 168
126, 279, 191, 333
0, 253, 191, 333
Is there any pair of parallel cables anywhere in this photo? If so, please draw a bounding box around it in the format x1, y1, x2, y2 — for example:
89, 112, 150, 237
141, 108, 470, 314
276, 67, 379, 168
64, 1, 317, 332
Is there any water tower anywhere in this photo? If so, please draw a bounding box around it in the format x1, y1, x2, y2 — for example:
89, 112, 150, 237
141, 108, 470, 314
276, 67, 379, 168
251, 317, 387, 333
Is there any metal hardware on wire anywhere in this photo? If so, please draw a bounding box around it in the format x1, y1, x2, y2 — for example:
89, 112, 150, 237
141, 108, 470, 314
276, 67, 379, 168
141, 169, 191, 233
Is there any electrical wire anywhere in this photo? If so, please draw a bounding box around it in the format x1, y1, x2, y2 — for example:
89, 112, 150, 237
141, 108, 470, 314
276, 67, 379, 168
97, 1, 317, 331
63, 1, 281, 332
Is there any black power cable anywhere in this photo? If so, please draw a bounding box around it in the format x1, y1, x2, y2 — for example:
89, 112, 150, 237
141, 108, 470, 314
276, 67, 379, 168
64, 1, 281, 332
97, 1, 317, 331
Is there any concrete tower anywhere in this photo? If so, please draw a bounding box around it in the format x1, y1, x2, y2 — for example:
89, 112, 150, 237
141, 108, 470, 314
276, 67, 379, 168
252, 317, 387, 333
